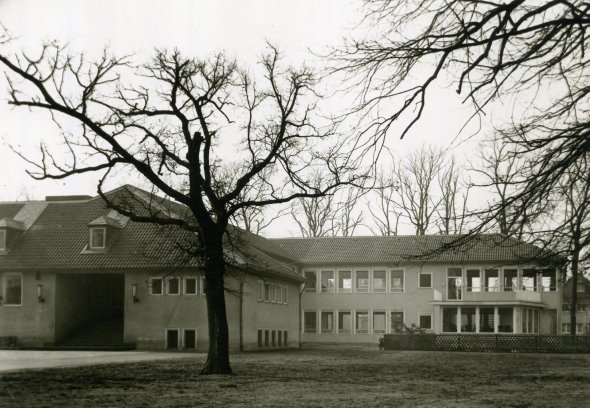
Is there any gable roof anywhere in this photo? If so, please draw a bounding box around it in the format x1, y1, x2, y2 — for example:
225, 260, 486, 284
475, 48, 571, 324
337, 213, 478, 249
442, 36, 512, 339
270, 234, 557, 265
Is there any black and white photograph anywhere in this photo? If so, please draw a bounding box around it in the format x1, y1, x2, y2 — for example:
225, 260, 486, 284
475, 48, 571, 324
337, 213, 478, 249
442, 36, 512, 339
0, 1, 589, 406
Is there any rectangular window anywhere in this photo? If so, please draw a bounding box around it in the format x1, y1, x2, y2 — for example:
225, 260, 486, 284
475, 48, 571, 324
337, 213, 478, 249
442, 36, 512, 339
2, 273, 22, 305
0, 230, 5, 250
264, 282, 271, 302
461, 307, 476, 333
278, 330, 283, 347
258, 280, 264, 301
447, 268, 462, 300
89, 227, 106, 249
419, 314, 432, 330
338, 270, 352, 293
466, 269, 481, 292
264, 330, 270, 346
540, 270, 556, 292
200, 276, 206, 295
443, 307, 458, 333
498, 308, 513, 333
167, 277, 180, 295
257, 329, 263, 347
183, 329, 196, 349
562, 303, 570, 311
355, 311, 369, 333
562, 323, 571, 333
283, 286, 288, 304
321, 311, 334, 333
277, 284, 283, 303
284, 330, 288, 347
391, 311, 404, 333
166, 329, 179, 350
321, 271, 335, 293
338, 311, 352, 333
373, 311, 386, 334
272, 330, 276, 347
304, 311, 317, 333
355, 270, 369, 292
419, 272, 432, 288
522, 269, 538, 291
184, 277, 198, 295
479, 307, 495, 333
150, 277, 163, 295
304, 271, 317, 292
270, 283, 276, 303
372, 270, 387, 293
503, 269, 518, 291
577, 283, 585, 293
390, 270, 404, 293
484, 269, 499, 292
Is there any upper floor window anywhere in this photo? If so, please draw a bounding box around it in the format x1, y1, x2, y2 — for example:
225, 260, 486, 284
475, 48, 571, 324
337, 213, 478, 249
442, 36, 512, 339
149, 277, 163, 295
355, 270, 369, 292
466, 269, 481, 292
321, 270, 335, 293
89, 227, 106, 249
373, 270, 387, 293
0, 229, 6, 250
541, 269, 557, 292
338, 270, 352, 293
419, 272, 432, 288
390, 270, 404, 293
167, 277, 180, 295
522, 269, 538, 291
184, 277, 198, 295
577, 283, 585, 293
503, 269, 518, 291
484, 268, 499, 292
2, 273, 22, 306
304, 271, 317, 292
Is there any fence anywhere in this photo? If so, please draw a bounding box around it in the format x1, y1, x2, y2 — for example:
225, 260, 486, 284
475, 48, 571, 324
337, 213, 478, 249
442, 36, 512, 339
383, 334, 590, 353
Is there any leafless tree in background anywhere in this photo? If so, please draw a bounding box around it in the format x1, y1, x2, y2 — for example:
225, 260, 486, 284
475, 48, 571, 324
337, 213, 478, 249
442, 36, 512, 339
436, 157, 469, 235
0, 39, 363, 373
369, 168, 402, 236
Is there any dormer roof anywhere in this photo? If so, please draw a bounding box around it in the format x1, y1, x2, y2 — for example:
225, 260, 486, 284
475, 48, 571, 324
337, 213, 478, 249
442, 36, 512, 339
88, 215, 124, 229
0, 218, 26, 230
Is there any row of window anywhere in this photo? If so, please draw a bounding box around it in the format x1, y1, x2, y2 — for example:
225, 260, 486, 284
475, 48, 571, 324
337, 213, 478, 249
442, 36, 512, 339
442, 306, 539, 334
562, 303, 589, 312
149, 276, 204, 296
257, 281, 288, 305
165, 328, 197, 350
302, 309, 432, 334
257, 329, 289, 348
304, 269, 405, 293
0, 273, 22, 306
561, 323, 588, 334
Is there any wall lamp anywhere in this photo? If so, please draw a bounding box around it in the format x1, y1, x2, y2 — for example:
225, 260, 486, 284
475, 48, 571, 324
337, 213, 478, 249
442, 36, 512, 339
132, 283, 139, 303
37, 284, 45, 303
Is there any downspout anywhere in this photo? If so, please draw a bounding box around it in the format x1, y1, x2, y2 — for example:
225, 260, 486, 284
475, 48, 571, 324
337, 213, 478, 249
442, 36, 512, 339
299, 267, 306, 349
239, 280, 244, 352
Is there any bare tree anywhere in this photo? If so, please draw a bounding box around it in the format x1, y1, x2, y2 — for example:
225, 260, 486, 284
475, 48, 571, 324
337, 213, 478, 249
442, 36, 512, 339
0, 40, 362, 374
436, 157, 470, 235
332, 0, 590, 242
369, 168, 401, 236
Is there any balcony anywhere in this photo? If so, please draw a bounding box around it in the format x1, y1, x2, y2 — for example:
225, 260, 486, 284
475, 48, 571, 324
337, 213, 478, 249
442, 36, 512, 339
461, 290, 542, 303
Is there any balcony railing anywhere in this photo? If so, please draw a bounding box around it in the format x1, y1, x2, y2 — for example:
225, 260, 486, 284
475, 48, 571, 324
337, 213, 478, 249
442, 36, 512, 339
460, 290, 542, 303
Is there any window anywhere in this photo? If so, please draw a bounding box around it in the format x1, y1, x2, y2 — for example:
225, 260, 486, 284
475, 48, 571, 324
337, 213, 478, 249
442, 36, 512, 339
390, 270, 404, 293
278, 330, 283, 347
338, 311, 352, 333
167, 277, 180, 295
2, 273, 22, 305
373, 311, 386, 334
283, 286, 288, 304
258, 280, 264, 301
284, 330, 288, 347
503, 269, 518, 291
522, 269, 538, 291
200, 277, 206, 295
577, 303, 587, 312
373, 270, 387, 293
443, 308, 458, 333
257, 329, 263, 347
321, 270, 335, 293
150, 277, 163, 295
521, 308, 539, 334
183, 329, 196, 349
264, 282, 271, 302
272, 330, 276, 347
304, 311, 317, 333
265, 330, 270, 346
419, 272, 432, 288
338, 270, 352, 293
321, 311, 334, 333
466, 269, 481, 292
304, 271, 317, 292
419, 314, 432, 330
541, 269, 557, 292
479, 307, 494, 333
561, 323, 583, 334
355, 311, 369, 333
484, 268, 499, 292
89, 227, 106, 249
277, 284, 283, 303
498, 308, 513, 333
461, 307, 476, 333
166, 329, 179, 350
562, 303, 570, 311
270, 283, 276, 303
391, 311, 404, 333
0, 230, 5, 250
447, 268, 462, 300
184, 277, 198, 295
355, 270, 369, 292
577, 283, 585, 293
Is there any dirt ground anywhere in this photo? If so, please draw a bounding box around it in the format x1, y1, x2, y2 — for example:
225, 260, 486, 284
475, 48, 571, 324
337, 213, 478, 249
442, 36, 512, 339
0, 347, 588, 407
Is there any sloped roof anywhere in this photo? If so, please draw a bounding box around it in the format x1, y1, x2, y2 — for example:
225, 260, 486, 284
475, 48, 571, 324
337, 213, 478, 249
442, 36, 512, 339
0, 186, 302, 282
270, 234, 556, 265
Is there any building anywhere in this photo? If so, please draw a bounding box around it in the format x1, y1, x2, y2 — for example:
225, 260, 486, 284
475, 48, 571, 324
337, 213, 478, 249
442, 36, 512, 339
0, 185, 564, 351
561, 276, 590, 335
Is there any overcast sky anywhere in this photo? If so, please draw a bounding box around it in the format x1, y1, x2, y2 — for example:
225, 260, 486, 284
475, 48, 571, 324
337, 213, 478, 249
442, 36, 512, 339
0, 0, 486, 236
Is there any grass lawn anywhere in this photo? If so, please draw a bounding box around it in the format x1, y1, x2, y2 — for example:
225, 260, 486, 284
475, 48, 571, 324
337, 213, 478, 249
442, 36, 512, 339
1, 347, 589, 407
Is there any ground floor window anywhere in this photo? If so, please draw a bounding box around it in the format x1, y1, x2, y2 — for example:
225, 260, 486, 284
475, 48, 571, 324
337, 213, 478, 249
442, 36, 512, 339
2, 273, 22, 305
562, 323, 584, 334
441, 306, 516, 333
443, 308, 458, 332
373, 311, 386, 334
479, 308, 495, 333
183, 329, 196, 349
338, 311, 352, 333
461, 308, 476, 332
304, 311, 317, 333
321, 311, 334, 333
166, 329, 179, 350
356, 311, 369, 333
521, 308, 539, 334
391, 311, 405, 333
498, 308, 513, 333
419, 314, 432, 330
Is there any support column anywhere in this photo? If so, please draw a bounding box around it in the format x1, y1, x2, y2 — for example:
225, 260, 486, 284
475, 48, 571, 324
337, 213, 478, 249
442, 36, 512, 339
494, 307, 499, 333
457, 307, 462, 333
475, 307, 480, 333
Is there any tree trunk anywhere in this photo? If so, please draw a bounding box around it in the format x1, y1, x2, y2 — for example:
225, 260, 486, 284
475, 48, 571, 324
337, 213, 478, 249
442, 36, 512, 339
200, 239, 232, 375
570, 251, 579, 336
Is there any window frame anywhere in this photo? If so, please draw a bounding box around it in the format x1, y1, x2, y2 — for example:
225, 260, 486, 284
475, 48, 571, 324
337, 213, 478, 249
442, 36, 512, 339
337, 310, 352, 334
355, 270, 369, 293
337, 270, 352, 293
199, 276, 206, 295
320, 270, 335, 293
390, 269, 404, 293
182, 328, 197, 350
355, 310, 369, 334
372, 310, 387, 334
89, 227, 106, 250
183, 276, 198, 296
165, 328, 180, 350
282, 286, 288, 304
0, 229, 6, 251
303, 310, 317, 333
166, 276, 181, 295
418, 313, 433, 330
257, 280, 264, 302
418, 272, 432, 289
304, 270, 317, 292
2, 272, 22, 306
372, 270, 387, 293
149, 277, 164, 296
320, 310, 335, 334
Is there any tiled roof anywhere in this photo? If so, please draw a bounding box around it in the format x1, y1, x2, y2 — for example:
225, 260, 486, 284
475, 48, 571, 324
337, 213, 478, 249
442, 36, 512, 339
0, 186, 302, 282
270, 234, 556, 265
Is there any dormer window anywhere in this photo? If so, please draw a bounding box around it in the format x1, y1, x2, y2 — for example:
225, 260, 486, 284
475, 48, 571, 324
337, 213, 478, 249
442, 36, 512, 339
0, 229, 5, 251
89, 227, 106, 249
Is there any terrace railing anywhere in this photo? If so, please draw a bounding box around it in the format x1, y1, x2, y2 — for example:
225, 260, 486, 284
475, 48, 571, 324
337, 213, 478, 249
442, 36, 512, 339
383, 333, 590, 353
